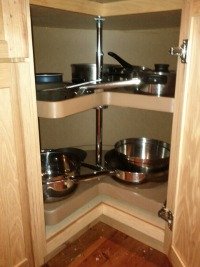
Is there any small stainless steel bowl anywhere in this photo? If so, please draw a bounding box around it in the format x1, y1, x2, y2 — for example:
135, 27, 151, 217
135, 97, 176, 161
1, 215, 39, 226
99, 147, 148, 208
114, 137, 170, 171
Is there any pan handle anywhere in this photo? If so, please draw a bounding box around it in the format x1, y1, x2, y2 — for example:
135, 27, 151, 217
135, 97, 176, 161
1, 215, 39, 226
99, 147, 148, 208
81, 162, 104, 171
108, 51, 134, 72
65, 79, 101, 89
80, 78, 141, 91
72, 170, 115, 182
38, 79, 102, 92
108, 52, 152, 74
43, 169, 114, 198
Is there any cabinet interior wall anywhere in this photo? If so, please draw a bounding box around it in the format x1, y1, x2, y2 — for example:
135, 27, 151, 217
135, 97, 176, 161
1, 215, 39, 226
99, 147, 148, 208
32, 24, 179, 150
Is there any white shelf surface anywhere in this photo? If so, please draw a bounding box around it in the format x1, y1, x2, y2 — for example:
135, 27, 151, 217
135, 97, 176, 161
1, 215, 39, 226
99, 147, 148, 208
37, 91, 174, 118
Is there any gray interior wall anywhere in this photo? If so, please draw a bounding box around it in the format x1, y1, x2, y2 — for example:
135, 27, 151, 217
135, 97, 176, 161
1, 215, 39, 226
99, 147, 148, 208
33, 26, 179, 150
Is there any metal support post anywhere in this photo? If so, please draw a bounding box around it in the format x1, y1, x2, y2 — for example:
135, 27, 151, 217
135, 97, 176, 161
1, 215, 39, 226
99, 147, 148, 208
95, 16, 105, 166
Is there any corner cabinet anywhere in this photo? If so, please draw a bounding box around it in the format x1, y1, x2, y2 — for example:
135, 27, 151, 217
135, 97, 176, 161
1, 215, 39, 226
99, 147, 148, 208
1, 1, 200, 267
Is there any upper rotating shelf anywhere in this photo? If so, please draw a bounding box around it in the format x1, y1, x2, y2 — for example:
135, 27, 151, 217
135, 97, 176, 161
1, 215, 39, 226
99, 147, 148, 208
37, 91, 174, 118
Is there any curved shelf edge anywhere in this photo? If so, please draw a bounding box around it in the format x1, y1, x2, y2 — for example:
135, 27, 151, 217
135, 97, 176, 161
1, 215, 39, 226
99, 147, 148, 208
37, 91, 174, 118
104, 92, 174, 113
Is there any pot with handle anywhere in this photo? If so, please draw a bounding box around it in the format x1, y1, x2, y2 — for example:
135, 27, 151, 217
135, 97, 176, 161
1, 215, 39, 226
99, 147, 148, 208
41, 148, 109, 202
108, 51, 176, 97
35, 72, 102, 100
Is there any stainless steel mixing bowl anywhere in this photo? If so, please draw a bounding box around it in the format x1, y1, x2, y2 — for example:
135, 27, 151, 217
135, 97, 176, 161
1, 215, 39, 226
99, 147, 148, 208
114, 137, 170, 171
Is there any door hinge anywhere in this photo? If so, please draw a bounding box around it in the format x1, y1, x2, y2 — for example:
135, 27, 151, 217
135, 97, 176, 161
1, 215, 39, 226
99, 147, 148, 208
158, 201, 173, 231
169, 39, 188, 63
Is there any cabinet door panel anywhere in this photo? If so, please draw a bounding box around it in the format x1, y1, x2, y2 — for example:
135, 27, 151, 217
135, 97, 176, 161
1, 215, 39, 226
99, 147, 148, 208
166, 0, 200, 266
0, 67, 32, 266
1, 0, 47, 263
0, 0, 29, 59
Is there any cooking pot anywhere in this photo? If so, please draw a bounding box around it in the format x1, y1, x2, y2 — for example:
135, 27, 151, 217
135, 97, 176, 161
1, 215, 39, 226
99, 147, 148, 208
41, 148, 109, 202
71, 63, 124, 83
139, 64, 176, 97
35, 73, 101, 101
41, 148, 85, 202
35, 73, 76, 101
43, 170, 110, 202
41, 147, 86, 178
35, 73, 65, 92
114, 137, 170, 172
108, 52, 176, 97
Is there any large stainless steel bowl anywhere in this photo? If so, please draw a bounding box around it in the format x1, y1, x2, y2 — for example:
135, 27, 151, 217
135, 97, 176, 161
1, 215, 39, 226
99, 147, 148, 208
114, 137, 170, 171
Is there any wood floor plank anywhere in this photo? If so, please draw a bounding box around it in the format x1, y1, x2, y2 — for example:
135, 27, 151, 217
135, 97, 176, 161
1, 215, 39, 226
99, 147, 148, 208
45, 222, 171, 267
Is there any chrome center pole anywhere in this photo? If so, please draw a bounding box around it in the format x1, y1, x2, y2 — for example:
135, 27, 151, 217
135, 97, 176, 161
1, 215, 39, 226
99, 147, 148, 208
95, 16, 105, 167
96, 106, 103, 166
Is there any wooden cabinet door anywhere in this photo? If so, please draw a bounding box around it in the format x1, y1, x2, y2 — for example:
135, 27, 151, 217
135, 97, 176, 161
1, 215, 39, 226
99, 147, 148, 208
165, 0, 200, 266
0, 0, 29, 59
0, 63, 35, 267
0, 0, 46, 266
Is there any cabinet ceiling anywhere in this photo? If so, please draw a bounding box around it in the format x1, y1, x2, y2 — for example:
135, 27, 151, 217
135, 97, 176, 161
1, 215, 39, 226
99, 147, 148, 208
30, 0, 183, 16
30, 6, 181, 30
89, 0, 126, 2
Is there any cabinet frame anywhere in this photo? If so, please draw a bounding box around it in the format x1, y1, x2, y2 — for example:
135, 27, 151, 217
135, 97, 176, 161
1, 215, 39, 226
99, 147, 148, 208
3, 0, 200, 266
31, 0, 183, 264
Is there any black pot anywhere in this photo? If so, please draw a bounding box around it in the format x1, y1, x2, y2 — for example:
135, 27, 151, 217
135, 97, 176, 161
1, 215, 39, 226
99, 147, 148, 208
71, 63, 124, 83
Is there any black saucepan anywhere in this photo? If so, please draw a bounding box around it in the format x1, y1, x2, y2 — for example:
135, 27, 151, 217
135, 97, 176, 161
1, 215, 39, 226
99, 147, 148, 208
71, 63, 124, 83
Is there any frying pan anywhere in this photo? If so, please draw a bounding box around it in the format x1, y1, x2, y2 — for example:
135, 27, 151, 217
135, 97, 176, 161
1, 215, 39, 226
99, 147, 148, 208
104, 149, 168, 184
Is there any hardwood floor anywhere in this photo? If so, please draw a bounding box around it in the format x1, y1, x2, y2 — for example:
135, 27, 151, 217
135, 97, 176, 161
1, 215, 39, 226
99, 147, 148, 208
45, 222, 172, 267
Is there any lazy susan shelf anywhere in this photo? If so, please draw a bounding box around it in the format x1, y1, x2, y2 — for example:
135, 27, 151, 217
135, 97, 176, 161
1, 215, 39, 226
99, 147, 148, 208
37, 91, 174, 118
